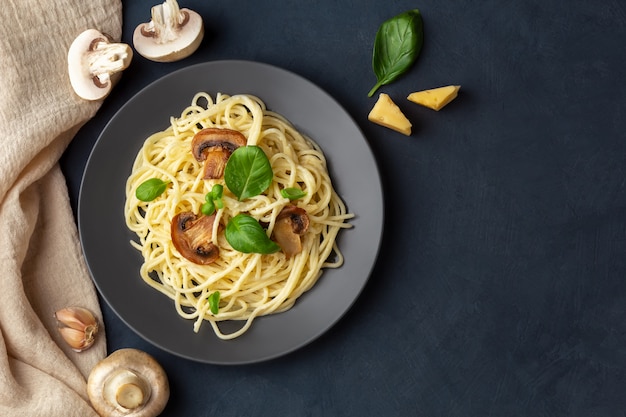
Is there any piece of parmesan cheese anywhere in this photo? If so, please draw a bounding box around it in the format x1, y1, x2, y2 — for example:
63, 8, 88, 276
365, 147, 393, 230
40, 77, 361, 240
368, 93, 412, 136
407, 85, 460, 111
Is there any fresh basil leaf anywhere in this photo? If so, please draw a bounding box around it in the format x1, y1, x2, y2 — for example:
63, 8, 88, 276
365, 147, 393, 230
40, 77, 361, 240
368, 9, 424, 97
280, 187, 307, 200
224, 146, 273, 201
225, 214, 280, 254
208, 291, 220, 314
135, 178, 170, 202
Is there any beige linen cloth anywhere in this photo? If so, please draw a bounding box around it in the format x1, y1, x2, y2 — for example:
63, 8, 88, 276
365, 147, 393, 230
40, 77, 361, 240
0, 1, 122, 415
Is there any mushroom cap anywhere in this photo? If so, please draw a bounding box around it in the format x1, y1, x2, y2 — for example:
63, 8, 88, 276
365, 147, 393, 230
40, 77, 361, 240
87, 348, 169, 417
191, 128, 248, 179
133, 7, 204, 62
67, 29, 132, 101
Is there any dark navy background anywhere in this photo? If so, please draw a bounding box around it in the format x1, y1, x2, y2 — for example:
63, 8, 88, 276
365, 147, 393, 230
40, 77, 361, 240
61, 1, 626, 415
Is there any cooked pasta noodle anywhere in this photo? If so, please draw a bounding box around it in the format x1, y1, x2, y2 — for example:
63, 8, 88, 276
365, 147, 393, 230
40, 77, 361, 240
124, 93, 353, 340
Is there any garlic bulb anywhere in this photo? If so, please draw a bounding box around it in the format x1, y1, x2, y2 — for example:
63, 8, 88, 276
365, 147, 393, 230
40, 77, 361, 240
54, 307, 99, 352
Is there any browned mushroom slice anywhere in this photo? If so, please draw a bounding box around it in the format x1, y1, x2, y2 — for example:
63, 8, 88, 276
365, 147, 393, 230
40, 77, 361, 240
171, 212, 220, 264
272, 205, 310, 258
191, 128, 247, 179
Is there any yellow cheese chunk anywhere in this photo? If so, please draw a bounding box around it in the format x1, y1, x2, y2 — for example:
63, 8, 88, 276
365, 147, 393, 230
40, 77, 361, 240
367, 93, 412, 136
407, 85, 460, 111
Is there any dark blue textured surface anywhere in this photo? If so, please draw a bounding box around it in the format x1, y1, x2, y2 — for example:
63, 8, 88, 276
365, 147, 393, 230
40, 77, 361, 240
61, 0, 626, 415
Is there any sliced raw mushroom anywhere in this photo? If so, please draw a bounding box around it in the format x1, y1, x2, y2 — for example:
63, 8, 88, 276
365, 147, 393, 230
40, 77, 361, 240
87, 348, 169, 417
191, 128, 247, 179
67, 29, 132, 101
133, 0, 204, 62
272, 205, 310, 258
171, 211, 220, 264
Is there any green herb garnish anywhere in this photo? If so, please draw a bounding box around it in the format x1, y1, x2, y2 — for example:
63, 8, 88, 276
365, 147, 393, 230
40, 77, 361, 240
225, 214, 280, 254
224, 146, 274, 201
201, 184, 225, 215
368, 9, 424, 97
135, 178, 170, 202
208, 291, 221, 314
280, 187, 307, 200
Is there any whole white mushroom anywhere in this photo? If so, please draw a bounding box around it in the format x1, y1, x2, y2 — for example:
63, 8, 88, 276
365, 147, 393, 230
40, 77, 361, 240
87, 348, 169, 417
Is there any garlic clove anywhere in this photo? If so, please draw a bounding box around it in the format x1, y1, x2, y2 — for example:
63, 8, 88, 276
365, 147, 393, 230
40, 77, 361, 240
57, 327, 94, 352
54, 307, 99, 352
55, 307, 93, 330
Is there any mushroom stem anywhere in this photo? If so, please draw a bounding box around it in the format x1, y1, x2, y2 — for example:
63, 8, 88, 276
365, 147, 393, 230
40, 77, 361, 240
88, 40, 133, 86
103, 369, 151, 411
146, 0, 187, 43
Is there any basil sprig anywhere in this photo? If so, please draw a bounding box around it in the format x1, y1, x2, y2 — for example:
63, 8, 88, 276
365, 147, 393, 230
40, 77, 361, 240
224, 146, 273, 201
368, 9, 424, 97
136, 178, 170, 202
225, 214, 280, 254
201, 184, 224, 216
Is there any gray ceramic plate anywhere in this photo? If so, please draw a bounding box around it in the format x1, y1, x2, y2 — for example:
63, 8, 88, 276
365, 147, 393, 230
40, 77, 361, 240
79, 60, 383, 364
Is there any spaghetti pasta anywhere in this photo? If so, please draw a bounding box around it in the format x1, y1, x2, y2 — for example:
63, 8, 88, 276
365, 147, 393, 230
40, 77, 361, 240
124, 93, 353, 340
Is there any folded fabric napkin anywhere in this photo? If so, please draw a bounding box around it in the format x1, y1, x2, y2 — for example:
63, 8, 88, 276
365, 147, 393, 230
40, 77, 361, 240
0, 1, 122, 415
